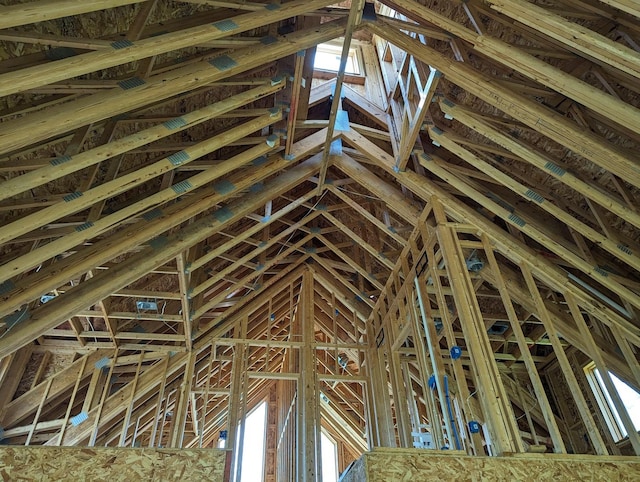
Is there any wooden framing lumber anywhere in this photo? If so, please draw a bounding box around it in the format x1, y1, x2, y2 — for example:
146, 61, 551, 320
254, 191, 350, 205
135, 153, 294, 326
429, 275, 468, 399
0, 18, 348, 156
427, 127, 640, 274
0, 144, 285, 315
343, 126, 640, 370
418, 151, 640, 312
0, 82, 284, 202
366, 20, 640, 189
598, 0, 640, 19
0, 0, 639, 466
317, 0, 366, 193
485, 0, 640, 79
0, 156, 323, 358
437, 100, 640, 230
0, 112, 282, 247
482, 241, 569, 454
0, 0, 338, 97
0, 0, 149, 29
561, 290, 640, 455
377, 0, 640, 137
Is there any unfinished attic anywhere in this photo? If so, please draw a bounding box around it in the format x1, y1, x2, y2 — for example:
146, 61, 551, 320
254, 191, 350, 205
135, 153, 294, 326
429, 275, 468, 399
0, 0, 640, 480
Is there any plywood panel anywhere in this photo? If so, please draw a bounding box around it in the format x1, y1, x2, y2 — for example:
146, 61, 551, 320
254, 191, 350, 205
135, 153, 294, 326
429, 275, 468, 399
0, 447, 227, 482
342, 448, 640, 482
340, 456, 367, 482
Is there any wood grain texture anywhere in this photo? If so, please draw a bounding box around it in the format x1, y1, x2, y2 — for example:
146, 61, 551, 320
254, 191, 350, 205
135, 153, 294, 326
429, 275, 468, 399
341, 449, 640, 482
0, 446, 226, 481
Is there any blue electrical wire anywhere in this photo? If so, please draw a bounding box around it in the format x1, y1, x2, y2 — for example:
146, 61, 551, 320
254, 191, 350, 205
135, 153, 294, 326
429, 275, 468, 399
444, 375, 462, 450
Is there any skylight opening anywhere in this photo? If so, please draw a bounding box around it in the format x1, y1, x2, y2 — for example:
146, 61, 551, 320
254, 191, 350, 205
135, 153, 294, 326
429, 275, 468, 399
314, 42, 361, 75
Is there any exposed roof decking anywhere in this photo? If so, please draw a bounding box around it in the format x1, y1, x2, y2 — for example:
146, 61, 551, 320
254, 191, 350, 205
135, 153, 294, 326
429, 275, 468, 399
0, 0, 638, 475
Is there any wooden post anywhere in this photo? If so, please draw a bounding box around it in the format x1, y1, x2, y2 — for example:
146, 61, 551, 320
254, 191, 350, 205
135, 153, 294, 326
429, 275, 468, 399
414, 275, 456, 449
170, 349, 197, 448
0, 347, 32, 420
149, 356, 170, 448
407, 289, 447, 450
300, 270, 321, 481
56, 356, 89, 446
365, 323, 395, 447
482, 238, 569, 454
227, 316, 247, 481
387, 342, 412, 448
89, 350, 118, 446
433, 199, 522, 455
119, 352, 145, 447
521, 266, 615, 455
25, 378, 53, 446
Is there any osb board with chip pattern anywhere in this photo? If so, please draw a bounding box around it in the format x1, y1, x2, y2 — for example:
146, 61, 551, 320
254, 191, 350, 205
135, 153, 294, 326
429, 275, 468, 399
342, 449, 640, 482
340, 455, 367, 482
0, 446, 227, 482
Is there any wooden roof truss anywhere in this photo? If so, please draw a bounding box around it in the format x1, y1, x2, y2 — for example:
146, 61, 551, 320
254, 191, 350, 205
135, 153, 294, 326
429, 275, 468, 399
0, 0, 639, 476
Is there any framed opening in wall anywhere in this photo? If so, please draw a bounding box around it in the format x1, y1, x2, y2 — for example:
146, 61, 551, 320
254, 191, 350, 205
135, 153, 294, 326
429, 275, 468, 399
584, 362, 640, 442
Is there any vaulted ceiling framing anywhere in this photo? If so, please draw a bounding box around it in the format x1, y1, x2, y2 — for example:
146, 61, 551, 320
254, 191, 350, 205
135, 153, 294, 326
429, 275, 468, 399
0, 0, 639, 479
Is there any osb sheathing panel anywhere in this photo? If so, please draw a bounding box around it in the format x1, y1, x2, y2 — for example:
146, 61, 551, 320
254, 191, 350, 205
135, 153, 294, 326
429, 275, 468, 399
344, 449, 640, 482
340, 455, 367, 482
0, 446, 227, 482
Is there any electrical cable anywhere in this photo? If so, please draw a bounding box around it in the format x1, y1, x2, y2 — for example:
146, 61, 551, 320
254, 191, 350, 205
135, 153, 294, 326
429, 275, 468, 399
249, 189, 328, 291
444, 374, 462, 450
336, 186, 381, 201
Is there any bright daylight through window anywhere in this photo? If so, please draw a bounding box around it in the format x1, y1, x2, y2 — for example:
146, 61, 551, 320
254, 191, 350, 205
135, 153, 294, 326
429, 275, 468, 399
585, 362, 640, 442
235, 401, 267, 482
314, 42, 360, 75
321, 430, 339, 482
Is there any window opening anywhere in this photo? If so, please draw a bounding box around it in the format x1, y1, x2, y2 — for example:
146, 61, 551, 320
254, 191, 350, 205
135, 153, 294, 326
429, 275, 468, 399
584, 362, 640, 441
235, 400, 268, 482
321, 430, 339, 482
314, 42, 361, 75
